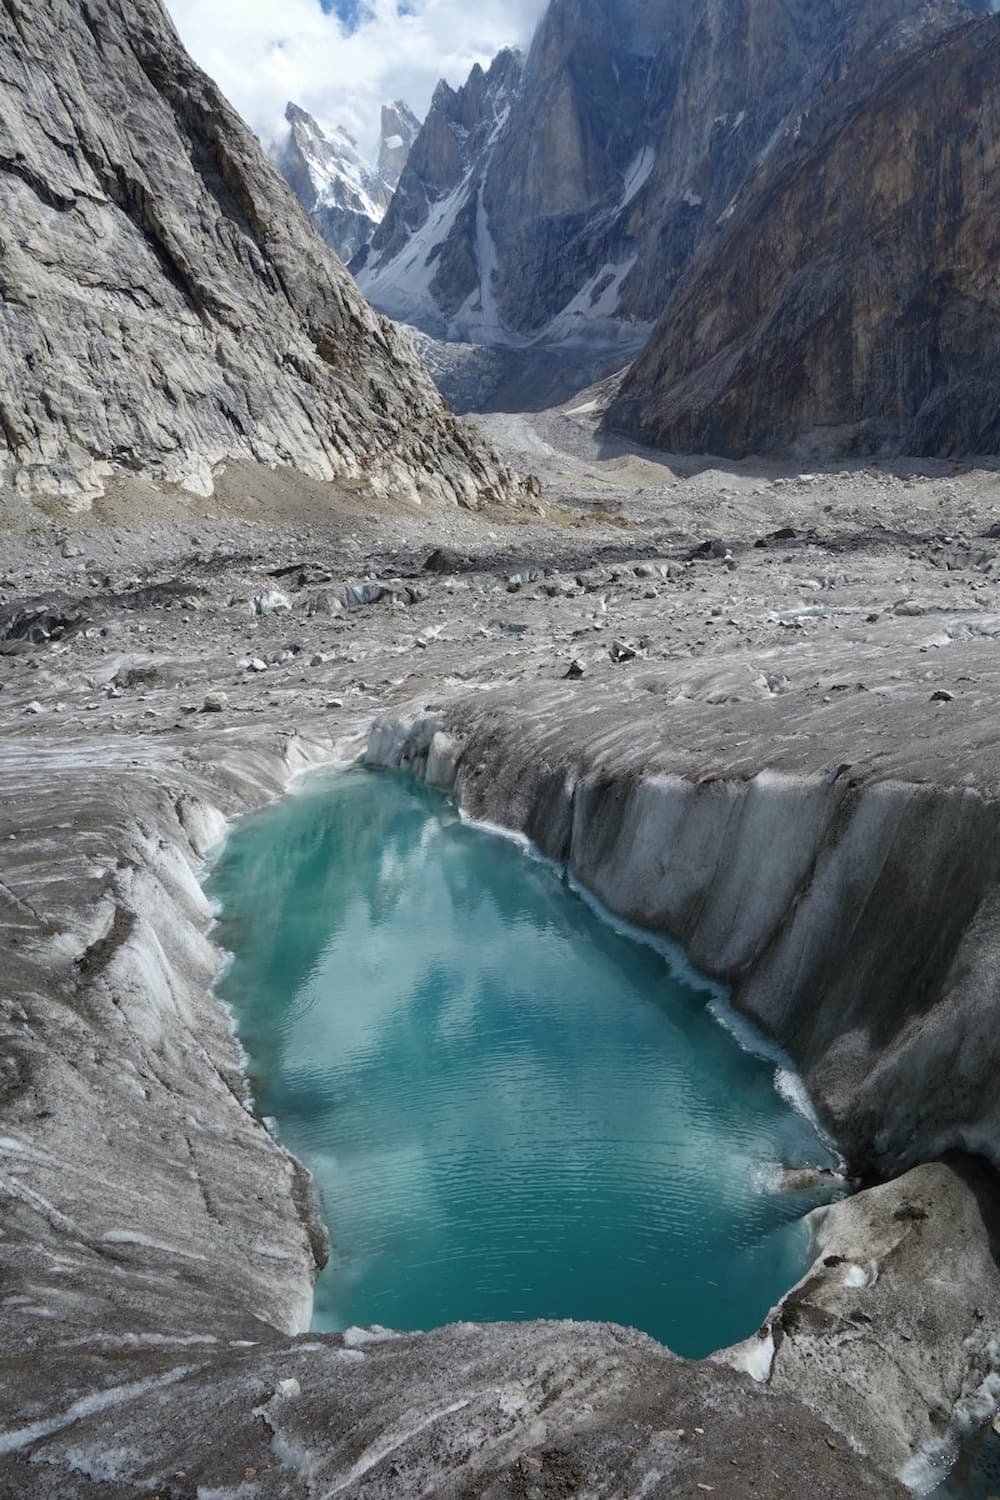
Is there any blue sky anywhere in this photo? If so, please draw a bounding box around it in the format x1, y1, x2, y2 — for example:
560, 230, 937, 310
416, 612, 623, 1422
167, 0, 546, 155
326, 0, 364, 24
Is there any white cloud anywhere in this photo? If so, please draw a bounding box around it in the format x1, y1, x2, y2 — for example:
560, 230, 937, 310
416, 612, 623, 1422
165, 0, 547, 157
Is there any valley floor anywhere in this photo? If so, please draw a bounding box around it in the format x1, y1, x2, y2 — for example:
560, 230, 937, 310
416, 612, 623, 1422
4, 404, 1000, 1495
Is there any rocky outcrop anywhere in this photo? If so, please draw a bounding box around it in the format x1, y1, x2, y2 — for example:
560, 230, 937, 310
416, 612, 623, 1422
607, 14, 1000, 458
0, 0, 529, 511
356, 0, 992, 360
726, 1159, 1000, 1487
272, 102, 391, 264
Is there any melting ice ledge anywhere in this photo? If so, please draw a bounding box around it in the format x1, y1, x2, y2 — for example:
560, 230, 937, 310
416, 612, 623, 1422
450, 775, 830, 1145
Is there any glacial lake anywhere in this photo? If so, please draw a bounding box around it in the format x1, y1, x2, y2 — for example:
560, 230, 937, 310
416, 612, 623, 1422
208, 766, 841, 1357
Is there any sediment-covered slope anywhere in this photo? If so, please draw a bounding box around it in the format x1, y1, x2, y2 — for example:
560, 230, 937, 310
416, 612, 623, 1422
0, 0, 527, 511
607, 14, 1000, 458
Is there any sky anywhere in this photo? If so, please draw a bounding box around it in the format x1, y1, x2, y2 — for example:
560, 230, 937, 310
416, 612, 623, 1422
166, 0, 547, 158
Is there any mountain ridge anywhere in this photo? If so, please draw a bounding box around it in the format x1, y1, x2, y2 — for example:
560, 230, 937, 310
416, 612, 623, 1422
272, 99, 419, 265
355, 0, 996, 371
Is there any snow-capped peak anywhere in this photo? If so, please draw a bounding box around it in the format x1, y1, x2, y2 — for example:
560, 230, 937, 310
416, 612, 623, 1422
282, 102, 389, 223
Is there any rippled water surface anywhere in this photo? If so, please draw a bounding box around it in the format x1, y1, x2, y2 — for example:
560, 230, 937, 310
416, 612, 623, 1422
208, 767, 840, 1356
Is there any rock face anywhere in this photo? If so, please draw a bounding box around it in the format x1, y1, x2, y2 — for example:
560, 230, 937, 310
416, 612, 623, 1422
607, 13, 1000, 458
0, 0, 527, 511
377, 99, 420, 192
725, 1158, 1000, 1486
356, 0, 992, 359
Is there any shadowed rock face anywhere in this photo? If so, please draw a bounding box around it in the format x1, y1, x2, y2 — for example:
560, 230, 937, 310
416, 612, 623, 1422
354, 48, 524, 330
607, 15, 1000, 459
0, 0, 528, 511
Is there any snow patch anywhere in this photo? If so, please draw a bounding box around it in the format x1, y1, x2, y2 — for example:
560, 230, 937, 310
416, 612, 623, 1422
553, 257, 637, 324
619, 145, 655, 209
270, 1431, 318, 1479
843, 1261, 878, 1290
359, 173, 478, 333
342, 1325, 400, 1347
729, 1329, 776, 1383
285, 110, 389, 224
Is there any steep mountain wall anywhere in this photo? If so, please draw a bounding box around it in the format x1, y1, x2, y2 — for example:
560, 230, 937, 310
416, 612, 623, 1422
273, 100, 419, 264
377, 99, 420, 191
354, 49, 524, 336
607, 14, 1000, 458
357, 0, 991, 354
0, 0, 528, 511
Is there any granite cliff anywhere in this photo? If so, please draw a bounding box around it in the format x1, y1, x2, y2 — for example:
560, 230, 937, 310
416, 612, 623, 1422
377, 99, 420, 192
354, 47, 524, 337
607, 13, 1000, 459
0, 0, 527, 512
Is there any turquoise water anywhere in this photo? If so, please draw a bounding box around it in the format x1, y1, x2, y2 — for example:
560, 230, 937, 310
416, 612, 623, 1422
208, 767, 841, 1357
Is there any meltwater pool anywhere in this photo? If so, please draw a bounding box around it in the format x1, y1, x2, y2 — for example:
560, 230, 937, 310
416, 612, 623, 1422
208, 767, 840, 1357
